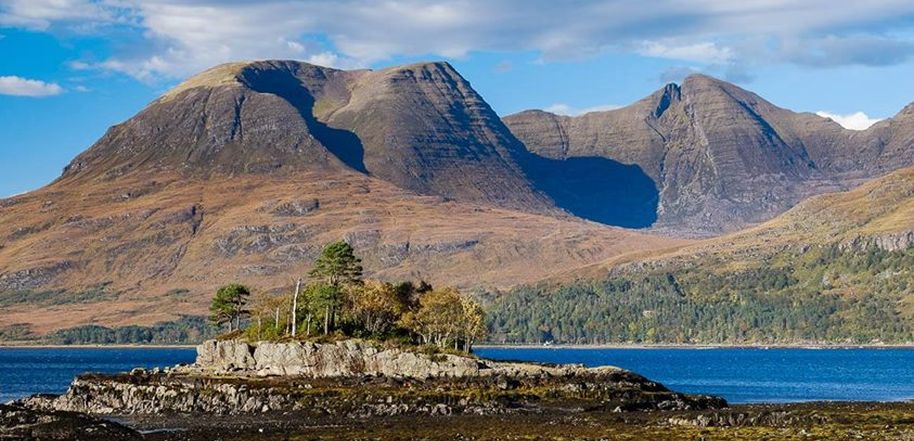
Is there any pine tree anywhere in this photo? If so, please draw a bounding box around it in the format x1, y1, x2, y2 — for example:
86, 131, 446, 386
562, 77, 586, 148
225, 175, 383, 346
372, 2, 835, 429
209, 283, 251, 332
308, 241, 363, 333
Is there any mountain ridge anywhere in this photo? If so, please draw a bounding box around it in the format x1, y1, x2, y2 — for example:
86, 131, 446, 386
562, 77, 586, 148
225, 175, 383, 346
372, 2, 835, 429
503, 73, 914, 235
4, 59, 914, 340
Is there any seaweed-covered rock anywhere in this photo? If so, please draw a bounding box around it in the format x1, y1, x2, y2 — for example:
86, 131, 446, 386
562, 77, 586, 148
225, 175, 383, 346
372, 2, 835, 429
0, 403, 139, 440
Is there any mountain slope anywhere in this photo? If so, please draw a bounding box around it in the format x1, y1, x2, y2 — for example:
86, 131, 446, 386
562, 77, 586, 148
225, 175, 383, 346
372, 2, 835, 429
63, 60, 551, 212
489, 165, 914, 344
0, 168, 681, 335
0, 60, 688, 337
504, 74, 914, 235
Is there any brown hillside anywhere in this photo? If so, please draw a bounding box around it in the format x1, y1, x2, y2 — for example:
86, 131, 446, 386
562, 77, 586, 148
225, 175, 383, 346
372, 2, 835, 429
0, 168, 683, 335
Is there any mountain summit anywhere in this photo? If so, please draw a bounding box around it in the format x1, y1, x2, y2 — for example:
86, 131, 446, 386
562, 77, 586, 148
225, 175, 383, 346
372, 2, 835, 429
62, 60, 549, 212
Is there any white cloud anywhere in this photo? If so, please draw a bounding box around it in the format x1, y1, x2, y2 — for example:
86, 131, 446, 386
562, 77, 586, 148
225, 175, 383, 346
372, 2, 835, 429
5, 0, 914, 81
815, 111, 883, 130
0, 0, 117, 30
306, 52, 342, 68
543, 103, 622, 116
0, 76, 63, 96
639, 41, 734, 63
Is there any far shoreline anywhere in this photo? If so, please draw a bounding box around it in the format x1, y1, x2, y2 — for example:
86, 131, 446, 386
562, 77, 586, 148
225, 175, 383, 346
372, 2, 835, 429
0, 343, 197, 349
477, 342, 914, 350
4, 341, 914, 350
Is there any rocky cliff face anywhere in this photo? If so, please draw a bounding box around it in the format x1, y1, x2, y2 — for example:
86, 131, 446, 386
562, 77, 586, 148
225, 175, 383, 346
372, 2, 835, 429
504, 74, 914, 235
191, 339, 645, 379
194, 339, 488, 378
28, 339, 725, 416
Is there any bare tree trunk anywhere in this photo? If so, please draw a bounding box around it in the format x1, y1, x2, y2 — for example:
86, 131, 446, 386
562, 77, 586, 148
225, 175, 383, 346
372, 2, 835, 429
291, 278, 301, 337
324, 305, 330, 335
306, 313, 312, 336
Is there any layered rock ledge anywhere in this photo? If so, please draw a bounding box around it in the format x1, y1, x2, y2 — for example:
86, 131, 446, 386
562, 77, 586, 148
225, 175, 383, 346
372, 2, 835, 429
193, 339, 637, 379
25, 339, 726, 417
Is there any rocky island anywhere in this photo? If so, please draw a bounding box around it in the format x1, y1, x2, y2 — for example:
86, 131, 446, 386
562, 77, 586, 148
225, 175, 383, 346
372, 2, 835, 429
9, 339, 914, 440
25, 339, 723, 417
3, 338, 723, 439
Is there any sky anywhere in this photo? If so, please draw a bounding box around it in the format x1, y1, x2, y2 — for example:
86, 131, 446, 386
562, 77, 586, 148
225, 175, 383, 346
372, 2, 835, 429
2, 1, 914, 197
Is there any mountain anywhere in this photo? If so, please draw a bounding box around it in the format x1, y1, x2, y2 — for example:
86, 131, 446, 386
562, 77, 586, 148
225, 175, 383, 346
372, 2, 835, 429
5, 59, 914, 341
489, 164, 914, 344
0, 60, 685, 338
63, 60, 551, 212
503, 74, 914, 235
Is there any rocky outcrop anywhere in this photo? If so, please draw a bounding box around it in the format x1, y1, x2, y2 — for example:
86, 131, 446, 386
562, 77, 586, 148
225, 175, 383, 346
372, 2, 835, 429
842, 231, 914, 252
35, 369, 724, 417
0, 403, 139, 440
192, 339, 679, 380
27, 340, 726, 416
195, 339, 493, 378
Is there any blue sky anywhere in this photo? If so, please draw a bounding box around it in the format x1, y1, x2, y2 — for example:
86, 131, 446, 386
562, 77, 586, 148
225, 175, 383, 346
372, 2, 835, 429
2, 1, 914, 197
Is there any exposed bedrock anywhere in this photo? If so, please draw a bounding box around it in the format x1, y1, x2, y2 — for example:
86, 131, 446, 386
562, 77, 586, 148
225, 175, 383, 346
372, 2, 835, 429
25, 340, 726, 416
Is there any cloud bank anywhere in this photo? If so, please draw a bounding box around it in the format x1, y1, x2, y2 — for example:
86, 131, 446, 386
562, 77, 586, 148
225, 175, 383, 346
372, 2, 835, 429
2, 0, 914, 82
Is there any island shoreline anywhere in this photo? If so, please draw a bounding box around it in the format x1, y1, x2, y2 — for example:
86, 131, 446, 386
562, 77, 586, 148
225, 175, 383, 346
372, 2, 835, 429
5, 342, 914, 349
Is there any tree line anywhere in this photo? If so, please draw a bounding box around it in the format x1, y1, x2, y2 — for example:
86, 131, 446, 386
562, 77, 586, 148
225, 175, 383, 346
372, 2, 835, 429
210, 240, 487, 352
488, 244, 914, 344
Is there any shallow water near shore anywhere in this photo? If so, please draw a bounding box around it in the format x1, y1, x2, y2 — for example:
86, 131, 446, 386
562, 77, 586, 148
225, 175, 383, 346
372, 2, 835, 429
3, 346, 914, 404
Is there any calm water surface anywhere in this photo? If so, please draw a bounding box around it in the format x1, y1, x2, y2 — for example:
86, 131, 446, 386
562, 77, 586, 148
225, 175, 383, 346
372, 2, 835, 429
3, 346, 914, 404
0, 347, 195, 403
476, 347, 914, 404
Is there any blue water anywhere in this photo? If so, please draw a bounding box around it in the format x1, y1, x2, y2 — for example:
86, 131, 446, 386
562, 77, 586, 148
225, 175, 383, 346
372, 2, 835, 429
3, 347, 914, 405
0, 347, 195, 403
475, 347, 914, 404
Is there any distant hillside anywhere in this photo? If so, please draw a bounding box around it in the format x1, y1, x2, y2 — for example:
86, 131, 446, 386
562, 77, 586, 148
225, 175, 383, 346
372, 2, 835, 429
504, 75, 914, 235
0, 60, 684, 338
489, 165, 914, 344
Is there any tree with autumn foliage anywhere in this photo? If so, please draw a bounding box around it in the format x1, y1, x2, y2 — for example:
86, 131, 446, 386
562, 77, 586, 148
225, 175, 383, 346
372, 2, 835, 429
399, 287, 486, 352
233, 239, 488, 352
348, 280, 408, 335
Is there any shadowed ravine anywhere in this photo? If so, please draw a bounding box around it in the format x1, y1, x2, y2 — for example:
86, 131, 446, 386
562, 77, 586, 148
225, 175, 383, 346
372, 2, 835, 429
242, 64, 659, 228
240, 66, 368, 174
